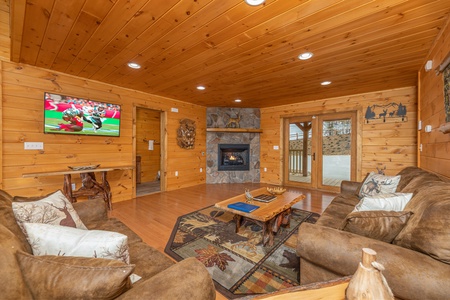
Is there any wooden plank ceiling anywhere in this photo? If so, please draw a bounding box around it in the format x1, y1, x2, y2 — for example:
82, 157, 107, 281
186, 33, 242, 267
9, 0, 450, 108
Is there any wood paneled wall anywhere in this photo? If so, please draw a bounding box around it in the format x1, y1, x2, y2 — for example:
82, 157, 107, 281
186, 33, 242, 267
260, 87, 417, 185
418, 17, 450, 179
136, 108, 161, 183
1, 60, 206, 201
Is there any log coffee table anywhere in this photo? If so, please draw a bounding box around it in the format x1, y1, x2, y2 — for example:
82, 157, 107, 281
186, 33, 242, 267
215, 187, 305, 246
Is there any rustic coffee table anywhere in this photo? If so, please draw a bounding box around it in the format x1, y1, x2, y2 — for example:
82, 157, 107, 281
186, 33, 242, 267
215, 187, 305, 246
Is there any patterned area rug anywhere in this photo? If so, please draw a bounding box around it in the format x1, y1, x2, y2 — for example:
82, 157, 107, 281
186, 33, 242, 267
164, 205, 319, 299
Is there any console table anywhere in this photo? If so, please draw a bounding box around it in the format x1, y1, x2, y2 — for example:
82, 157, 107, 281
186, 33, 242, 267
22, 166, 134, 210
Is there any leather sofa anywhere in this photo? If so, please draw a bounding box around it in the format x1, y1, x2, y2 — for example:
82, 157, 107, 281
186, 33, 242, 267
296, 167, 450, 300
0, 190, 216, 299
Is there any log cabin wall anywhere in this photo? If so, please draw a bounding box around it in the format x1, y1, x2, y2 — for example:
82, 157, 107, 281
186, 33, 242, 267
418, 17, 450, 179
1, 60, 206, 201
260, 87, 417, 185
136, 108, 161, 183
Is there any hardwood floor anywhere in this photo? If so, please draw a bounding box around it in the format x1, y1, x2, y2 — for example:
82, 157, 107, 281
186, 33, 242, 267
109, 183, 337, 300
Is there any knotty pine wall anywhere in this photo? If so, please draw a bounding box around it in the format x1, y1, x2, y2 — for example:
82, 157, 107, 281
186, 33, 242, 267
1, 60, 206, 202
136, 108, 161, 183
260, 87, 418, 185
418, 16, 450, 179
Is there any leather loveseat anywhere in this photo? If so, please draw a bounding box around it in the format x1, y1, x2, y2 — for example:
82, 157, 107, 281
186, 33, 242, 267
0, 190, 216, 299
296, 167, 450, 300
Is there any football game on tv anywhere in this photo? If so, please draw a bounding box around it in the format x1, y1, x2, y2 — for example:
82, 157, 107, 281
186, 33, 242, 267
44, 92, 121, 137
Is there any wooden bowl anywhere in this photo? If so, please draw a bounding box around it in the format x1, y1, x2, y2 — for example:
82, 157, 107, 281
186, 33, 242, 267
266, 186, 286, 195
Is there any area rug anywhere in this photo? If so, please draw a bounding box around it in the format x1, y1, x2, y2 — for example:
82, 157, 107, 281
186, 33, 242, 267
164, 205, 319, 299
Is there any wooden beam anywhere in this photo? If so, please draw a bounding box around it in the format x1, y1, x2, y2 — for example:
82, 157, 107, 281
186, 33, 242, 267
9, 0, 26, 62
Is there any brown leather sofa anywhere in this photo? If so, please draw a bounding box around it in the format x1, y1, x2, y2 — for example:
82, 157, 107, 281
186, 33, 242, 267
296, 167, 450, 300
0, 191, 216, 299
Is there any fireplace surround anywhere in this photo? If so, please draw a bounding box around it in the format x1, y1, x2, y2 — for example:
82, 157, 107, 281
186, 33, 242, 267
206, 107, 260, 183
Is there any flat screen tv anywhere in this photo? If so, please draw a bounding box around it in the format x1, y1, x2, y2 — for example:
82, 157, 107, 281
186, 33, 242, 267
44, 92, 121, 137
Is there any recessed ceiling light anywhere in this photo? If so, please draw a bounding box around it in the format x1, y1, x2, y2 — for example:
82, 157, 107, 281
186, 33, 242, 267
196, 85, 206, 90
298, 52, 313, 60
127, 62, 141, 69
234, 99, 242, 103
245, 0, 265, 6
321, 81, 332, 86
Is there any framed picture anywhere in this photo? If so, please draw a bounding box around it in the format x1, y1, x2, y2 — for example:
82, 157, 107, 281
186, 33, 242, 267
443, 64, 450, 123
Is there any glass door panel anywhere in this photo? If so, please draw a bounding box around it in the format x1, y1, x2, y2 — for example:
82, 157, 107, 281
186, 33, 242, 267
320, 118, 352, 188
285, 117, 313, 187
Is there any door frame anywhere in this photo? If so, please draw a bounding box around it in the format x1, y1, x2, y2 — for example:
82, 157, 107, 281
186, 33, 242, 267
132, 106, 167, 197
282, 110, 361, 191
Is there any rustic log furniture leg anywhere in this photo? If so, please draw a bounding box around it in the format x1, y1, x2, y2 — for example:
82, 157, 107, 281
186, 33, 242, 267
101, 171, 112, 210
234, 215, 242, 233
63, 174, 75, 203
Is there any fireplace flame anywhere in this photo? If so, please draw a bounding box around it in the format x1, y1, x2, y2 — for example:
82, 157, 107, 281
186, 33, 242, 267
229, 155, 236, 160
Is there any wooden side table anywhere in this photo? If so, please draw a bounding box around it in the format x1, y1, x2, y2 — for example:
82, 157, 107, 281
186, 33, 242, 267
23, 166, 133, 210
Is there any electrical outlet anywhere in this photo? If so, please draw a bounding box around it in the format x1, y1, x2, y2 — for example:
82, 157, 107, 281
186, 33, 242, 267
71, 183, 76, 190
171, 107, 178, 113
175, 171, 178, 176
200, 168, 203, 172
24, 142, 44, 150
264, 168, 267, 172
273, 145, 279, 150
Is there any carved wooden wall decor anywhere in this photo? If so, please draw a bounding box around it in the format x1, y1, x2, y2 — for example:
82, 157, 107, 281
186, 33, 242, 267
177, 119, 196, 149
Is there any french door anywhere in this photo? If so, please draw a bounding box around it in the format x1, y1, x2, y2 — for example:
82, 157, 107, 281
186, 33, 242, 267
283, 112, 357, 192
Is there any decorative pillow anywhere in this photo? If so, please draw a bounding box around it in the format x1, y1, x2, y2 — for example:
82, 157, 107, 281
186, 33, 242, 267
339, 210, 413, 243
16, 251, 134, 300
354, 193, 413, 212
12, 190, 86, 234
23, 223, 130, 264
359, 172, 401, 198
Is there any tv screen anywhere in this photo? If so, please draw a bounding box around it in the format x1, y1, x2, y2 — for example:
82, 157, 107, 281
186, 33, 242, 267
44, 92, 121, 137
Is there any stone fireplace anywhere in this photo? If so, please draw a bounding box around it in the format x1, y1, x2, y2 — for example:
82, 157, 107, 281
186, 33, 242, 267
218, 144, 250, 171
206, 108, 260, 184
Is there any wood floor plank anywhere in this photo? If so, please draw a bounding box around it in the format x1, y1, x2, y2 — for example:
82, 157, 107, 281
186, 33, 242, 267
109, 183, 337, 299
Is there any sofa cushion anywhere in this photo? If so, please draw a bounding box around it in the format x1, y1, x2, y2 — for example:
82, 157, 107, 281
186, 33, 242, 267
339, 210, 412, 243
0, 190, 32, 253
393, 182, 450, 263
406, 200, 450, 263
316, 192, 360, 229
88, 218, 143, 245
358, 172, 401, 198
16, 252, 134, 300
395, 166, 428, 191
0, 224, 33, 299
24, 223, 130, 264
12, 190, 87, 233
400, 172, 443, 194
353, 193, 413, 212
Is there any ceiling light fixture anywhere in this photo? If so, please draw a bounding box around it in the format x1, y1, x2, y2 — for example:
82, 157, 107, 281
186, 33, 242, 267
234, 99, 242, 103
196, 85, 206, 90
298, 52, 313, 60
127, 62, 141, 69
245, 0, 265, 6
321, 81, 332, 86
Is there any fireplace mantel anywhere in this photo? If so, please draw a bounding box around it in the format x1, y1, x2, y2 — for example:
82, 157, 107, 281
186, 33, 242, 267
206, 128, 262, 133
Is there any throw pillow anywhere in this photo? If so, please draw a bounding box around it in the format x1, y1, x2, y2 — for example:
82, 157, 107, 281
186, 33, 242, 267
16, 251, 134, 300
359, 172, 401, 198
12, 190, 86, 234
339, 210, 413, 243
23, 223, 130, 264
354, 193, 413, 212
